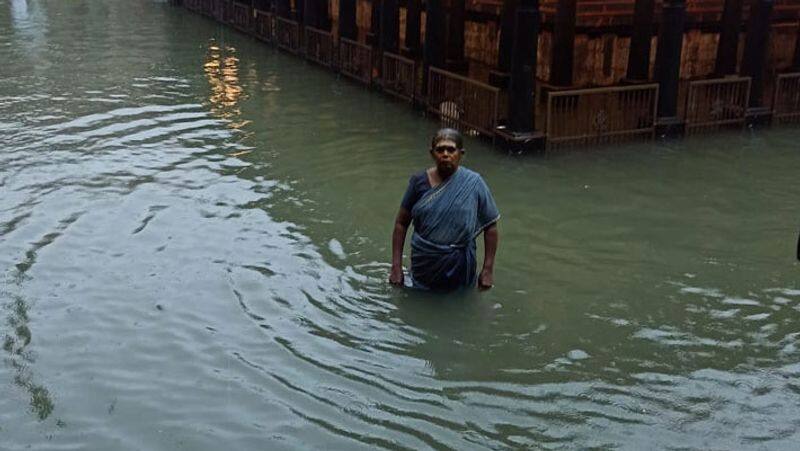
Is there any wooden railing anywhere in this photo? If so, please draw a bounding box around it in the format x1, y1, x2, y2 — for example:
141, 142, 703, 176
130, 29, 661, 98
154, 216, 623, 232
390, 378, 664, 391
545, 83, 658, 150
381, 52, 417, 102
275, 17, 301, 54
305, 27, 335, 67
253, 9, 274, 43
338, 38, 373, 85
221, 0, 234, 23
427, 67, 500, 137
684, 77, 750, 135
230, 2, 252, 32
773, 72, 800, 124
200, 0, 216, 17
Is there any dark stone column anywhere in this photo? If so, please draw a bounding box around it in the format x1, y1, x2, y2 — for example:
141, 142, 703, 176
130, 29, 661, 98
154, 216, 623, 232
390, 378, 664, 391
338, 0, 358, 40
295, 0, 305, 23
319, 0, 330, 30
380, 0, 399, 53
549, 0, 576, 86
446, 0, 467, 72
714, 0, 744, 75
404, 0, 422, 57
303, 0, 319, 27
276, 0, 291, 17
793, 20, 800, 69
490, 0, 519, 87
507, 0, 540, 135
740, 0, 773, 107
653, 0, 686, 120
368, 0, 381, 46
626, 0, 655, 81
423, 0, 447, 92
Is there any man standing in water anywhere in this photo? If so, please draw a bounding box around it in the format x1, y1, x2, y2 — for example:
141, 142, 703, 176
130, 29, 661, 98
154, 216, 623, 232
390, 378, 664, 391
389, 129, 500, 291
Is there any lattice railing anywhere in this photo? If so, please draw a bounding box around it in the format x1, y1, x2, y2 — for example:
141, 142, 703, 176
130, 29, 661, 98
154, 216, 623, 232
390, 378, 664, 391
427, 67, 500, 137
546, 84, 658, 149
382, 52, 417, 102
338, 38, 373, 85
684, 77, 750, 134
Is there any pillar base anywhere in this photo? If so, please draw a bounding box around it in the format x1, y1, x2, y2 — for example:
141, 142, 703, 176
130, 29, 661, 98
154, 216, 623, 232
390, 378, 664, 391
655, 116, 685, 138
489, 70, 510, 88
745, 107, 772, 128
495, 128, 545, 153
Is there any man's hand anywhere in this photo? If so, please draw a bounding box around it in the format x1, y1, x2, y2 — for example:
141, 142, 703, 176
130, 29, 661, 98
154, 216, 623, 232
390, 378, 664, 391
478, 268, 494, 290
389, 265, 404, 286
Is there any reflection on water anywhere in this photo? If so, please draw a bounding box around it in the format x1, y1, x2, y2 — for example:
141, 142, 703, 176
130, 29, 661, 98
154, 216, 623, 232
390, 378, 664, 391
203, 40, 250, 130
3, 294, 55, 421
11, 0, 29, 22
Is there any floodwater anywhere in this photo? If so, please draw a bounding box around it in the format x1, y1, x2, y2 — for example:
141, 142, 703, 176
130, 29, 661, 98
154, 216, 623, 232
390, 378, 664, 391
2, 1, 799, 449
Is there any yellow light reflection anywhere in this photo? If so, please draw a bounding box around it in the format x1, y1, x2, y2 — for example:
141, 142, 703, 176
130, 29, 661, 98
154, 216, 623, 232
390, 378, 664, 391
204, 40, 251, 129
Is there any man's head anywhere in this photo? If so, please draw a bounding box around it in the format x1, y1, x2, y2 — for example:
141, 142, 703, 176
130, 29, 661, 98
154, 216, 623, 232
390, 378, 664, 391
430, 128, 464, 175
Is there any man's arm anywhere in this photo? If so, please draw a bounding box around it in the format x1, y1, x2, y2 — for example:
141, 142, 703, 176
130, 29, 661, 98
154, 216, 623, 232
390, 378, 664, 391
390, 208, 412, 285
478, 223, 498, 289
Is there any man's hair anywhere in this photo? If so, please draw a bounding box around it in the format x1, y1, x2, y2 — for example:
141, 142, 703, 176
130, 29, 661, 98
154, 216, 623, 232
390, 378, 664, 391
431, 128, 464, 150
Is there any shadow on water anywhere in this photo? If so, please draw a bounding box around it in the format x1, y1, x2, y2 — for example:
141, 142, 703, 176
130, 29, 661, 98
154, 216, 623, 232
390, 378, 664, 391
2, 293, 55, 421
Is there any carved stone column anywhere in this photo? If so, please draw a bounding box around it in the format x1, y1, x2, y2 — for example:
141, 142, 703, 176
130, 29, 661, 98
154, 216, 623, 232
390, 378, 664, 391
740, 0, 774, 108
653, 0, 686, 120
338, 0, 357, 40
490, 0, 518, 87
445, 0, 467, 72
404, 0, 422, 57
423, 0, 447, 93
380, 0, 399, 53
715, 0, 744, 75
627, 0, 655, 81
549, 0, 576, 86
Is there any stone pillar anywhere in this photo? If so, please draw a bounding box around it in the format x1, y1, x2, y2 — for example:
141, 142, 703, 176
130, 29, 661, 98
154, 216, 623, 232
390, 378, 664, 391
295, 0, 305, 23
507, 0, 540, 135
338, 0, 358, 40
276, 0, 291, 18
793, 20, 800, 69
446, 0, 467, 72
404, 0, 422, 57
303, 0, 319, 27
740, 0, 773, 107
319, 0, 330, 30
380, 0, 399, 53
368, 0, 381, 46
490, 0, 519, 87
714, 0, 744, 75
653, 0, 686, 120
423, 0, 447, 92
626, 0, 655, 81
550, 0, 576, 86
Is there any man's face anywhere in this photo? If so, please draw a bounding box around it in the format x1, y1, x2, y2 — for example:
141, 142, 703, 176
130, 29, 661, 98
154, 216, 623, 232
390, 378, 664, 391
431, 139, 463, 172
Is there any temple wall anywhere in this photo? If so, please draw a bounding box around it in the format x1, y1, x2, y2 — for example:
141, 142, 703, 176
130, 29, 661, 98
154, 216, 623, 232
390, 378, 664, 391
312, 1, 798, 89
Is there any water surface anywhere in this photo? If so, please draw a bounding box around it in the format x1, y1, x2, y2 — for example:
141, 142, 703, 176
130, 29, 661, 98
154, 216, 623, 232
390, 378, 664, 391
1, 1, 799, 449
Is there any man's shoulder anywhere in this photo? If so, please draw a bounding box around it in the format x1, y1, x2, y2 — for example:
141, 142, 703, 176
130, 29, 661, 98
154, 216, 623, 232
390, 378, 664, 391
459, 167, 484, 181
409, 169, 429, 184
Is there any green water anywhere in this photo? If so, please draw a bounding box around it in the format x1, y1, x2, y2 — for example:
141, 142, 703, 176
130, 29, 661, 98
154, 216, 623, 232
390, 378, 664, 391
1, 1, 799, 449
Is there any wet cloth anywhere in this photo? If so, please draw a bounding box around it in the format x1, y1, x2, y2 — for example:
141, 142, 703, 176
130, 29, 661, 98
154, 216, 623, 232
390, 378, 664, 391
400, 167, 499, 290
